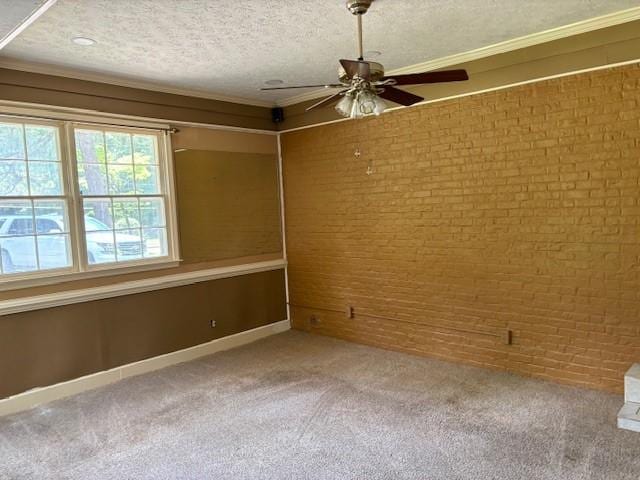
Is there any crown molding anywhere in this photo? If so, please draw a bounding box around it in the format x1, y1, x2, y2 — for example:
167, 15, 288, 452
278, 57, 640, 134
0, 0, 58, 50
0, 58, 275, 108
276, 5, 640, 107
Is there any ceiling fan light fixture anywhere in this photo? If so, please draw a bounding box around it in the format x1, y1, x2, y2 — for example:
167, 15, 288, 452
355, 89, 377, 115
335, 93, 355, 117
350, 99, 364, 119
335, 87, 387, 119
373, 95, 387, 116
262, 0, 468, 116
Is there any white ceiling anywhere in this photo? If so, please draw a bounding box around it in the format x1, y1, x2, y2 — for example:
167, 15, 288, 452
1, 0, 639, 106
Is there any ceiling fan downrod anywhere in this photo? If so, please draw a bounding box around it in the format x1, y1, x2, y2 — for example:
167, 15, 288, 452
346, 0, 373, 61
261, 0, 468, 119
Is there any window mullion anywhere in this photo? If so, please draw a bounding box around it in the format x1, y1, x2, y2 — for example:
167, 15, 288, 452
63, 122, 88, 273
19, 125, 42, 270
159, 131, 178, 261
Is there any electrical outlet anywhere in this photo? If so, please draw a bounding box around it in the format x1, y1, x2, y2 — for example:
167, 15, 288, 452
210, 320, 217, 328
309, 315, 320, 326
346, 305, 354, 319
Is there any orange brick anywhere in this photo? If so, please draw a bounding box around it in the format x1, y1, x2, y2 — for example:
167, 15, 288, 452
282, 64, 640, 394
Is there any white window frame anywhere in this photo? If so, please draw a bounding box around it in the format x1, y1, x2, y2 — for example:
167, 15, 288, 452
0, 110, 180, 291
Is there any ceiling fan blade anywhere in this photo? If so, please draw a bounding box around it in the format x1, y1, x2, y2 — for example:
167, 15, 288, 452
261, 84, 344, 91
306, 91, 347, 111
378, 86, 424, 106
339, 59, 370, 80
382, 69, 469, 86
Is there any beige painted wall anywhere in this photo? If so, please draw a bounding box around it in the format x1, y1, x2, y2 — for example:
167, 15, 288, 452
0, 125, 286, 400
175, 149, 282, 263
0, 126, 281, 301
172, 127, 277, 154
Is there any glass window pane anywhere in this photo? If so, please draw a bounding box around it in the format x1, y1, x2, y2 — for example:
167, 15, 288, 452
133, 135, 157, 164
0, 123, 25, 160
115, 229, 143, 260
106, 132, 132, 164
8, 218, 34, 235
83, 198, 113, 230
143, 228, 167, 258
25, 126, 58, 161
113, 198, 140, 229
78, 162, 108, 195
0, 160, 28, 196
37, 234, 71, 270
86, 230, 115, 264
28, 161, 63, 196
75, 130, 105, 164
135, 165, 160, 194
34, 199, 68, 233
72, 128, 171, 268
35, 217, 62, 235
108, 164, 135, 194
0, 235, 37, 272
0, 200, 33, 236
139, 198, 165, 227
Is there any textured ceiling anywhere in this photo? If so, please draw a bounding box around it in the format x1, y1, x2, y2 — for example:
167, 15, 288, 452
1, 0, 639, 105
0, 0, 49, 46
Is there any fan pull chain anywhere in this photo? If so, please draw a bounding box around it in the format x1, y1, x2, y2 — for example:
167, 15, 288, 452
357, 14, 364, 61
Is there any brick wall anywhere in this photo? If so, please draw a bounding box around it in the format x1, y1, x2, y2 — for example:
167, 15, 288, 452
281, 64, 640, 393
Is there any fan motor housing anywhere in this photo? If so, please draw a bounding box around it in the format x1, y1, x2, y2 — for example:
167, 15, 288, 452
338, 61, 384, 84
346, 0, 373, 15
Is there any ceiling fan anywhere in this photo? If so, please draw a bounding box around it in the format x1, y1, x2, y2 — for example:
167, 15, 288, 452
261, 0, 469, 119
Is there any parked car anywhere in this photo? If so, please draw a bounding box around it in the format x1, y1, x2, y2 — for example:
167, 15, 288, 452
0, 215, 143, 272
83, 216, 144, 264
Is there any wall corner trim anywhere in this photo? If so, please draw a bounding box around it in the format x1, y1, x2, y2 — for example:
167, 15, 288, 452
0, 0, 58, 50
0, 319, 291, 417
0, 259, 287, 316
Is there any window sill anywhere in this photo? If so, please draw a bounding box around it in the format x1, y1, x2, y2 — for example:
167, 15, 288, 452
0, 258, 286, 316
0, 259, 181, 292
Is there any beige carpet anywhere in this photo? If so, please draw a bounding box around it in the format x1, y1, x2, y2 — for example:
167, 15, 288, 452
0, 330, 638, 479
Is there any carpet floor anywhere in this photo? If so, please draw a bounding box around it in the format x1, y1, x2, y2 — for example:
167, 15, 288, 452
0, 330, 638, 479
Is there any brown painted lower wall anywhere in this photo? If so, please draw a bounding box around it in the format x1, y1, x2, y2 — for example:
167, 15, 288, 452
281, 63, 640, 394
0, 268, 287, 399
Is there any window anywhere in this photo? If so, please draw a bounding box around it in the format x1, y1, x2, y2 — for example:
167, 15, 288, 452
0, 121, 71, 275
0, 116, 178, 285
74, 127, 168, 264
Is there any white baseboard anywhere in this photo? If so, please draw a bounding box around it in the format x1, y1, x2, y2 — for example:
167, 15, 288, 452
0, 319, 290, 417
